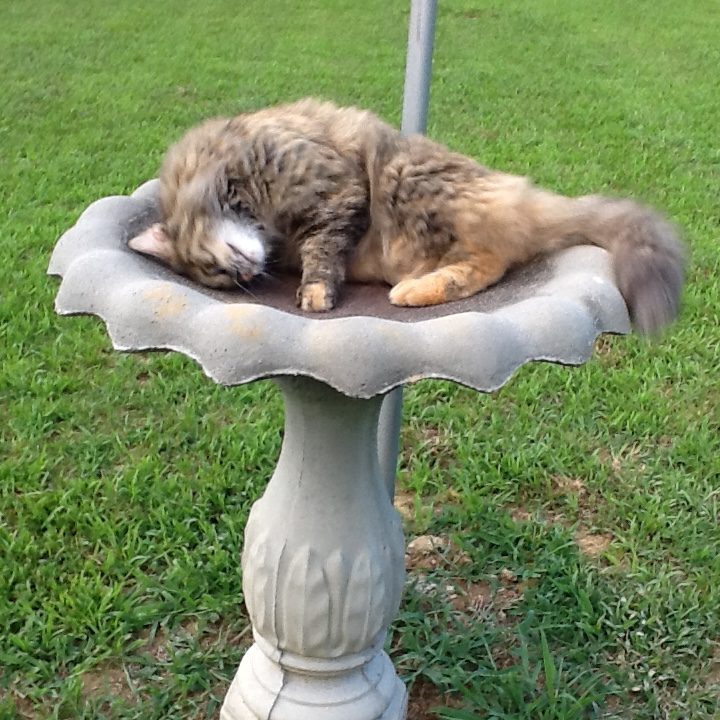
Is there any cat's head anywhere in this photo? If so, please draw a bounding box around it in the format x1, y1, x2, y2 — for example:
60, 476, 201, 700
129, 119, 267, 289
128, 214, 267, 290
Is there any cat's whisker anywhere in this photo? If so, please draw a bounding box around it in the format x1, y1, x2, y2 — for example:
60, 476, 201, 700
232, 271, 261, 301
256, 270, 278, 284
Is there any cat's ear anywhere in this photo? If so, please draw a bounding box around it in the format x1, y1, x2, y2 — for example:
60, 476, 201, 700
176, 162, 228, 213
128, 224, 175, 263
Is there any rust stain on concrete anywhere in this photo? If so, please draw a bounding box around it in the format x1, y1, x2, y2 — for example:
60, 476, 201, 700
224, 305, 265, 341
144, 284, 187, 318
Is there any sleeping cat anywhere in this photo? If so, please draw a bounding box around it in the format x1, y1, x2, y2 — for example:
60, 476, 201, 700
129, 98, 685, 333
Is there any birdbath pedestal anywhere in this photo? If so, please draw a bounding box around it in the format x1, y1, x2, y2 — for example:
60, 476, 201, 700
48, 180, 630, 719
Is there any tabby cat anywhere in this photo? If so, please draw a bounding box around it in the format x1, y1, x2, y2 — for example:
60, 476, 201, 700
129, 98, 684, 333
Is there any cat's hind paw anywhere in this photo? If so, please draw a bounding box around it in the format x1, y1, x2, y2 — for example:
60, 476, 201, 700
388, 277, 446, 307
297, 280, 336, 312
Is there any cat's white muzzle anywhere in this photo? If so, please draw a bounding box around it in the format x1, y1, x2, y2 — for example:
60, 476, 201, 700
217, 217, 266, 281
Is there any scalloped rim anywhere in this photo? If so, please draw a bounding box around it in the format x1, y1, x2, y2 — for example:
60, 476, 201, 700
48, 181, 630, 398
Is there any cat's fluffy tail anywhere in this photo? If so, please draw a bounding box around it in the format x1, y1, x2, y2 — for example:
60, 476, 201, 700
537, 194, 686, 334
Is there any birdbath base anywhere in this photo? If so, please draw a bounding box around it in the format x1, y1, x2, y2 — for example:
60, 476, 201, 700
220, 376, 407, 720
221, 646, 406, 720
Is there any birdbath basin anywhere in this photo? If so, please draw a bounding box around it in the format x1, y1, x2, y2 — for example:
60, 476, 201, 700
48, 179, 630, 719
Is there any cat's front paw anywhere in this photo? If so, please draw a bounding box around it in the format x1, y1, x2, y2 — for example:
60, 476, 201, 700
297, 281, 336, 312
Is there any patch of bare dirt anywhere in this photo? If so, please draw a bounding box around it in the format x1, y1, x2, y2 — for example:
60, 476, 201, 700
406, 531, 529, 628
405, 534, 472, 571
139, 625, 171, 663
80, 664, 136, 704
510, 505, 534, 522
448, 579, 493, 613
509, 475, 619, 563
705, 645, 720, 689
510, 499, 613, 560
406, 678, 463, 719
394, 489, 417, 521
2, 688, 36, 719
575, 530, 612, 558
450, 572, 528, 626
196, 619, 252, 651
492, 569, 528, 621
552, 475, 587, 495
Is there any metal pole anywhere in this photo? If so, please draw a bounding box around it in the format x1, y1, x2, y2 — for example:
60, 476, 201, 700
378, 0, 437, 496
401, 0, 438, 135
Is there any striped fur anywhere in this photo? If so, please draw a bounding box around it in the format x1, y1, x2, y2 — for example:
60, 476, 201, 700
129, 99, 685, 332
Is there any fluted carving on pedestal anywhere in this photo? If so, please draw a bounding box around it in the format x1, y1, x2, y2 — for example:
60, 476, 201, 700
243, 530, 403, 658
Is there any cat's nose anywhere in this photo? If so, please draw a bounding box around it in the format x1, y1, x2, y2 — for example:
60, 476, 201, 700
227, 245, 261, 281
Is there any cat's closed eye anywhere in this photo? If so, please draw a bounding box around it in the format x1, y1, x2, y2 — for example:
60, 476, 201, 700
231, 200, 250, 216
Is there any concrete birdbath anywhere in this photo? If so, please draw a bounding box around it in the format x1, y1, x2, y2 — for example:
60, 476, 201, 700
47, 177, 630, 719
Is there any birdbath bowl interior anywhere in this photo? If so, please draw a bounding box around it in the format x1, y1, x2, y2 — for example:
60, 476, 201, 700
48, 180, 630, 720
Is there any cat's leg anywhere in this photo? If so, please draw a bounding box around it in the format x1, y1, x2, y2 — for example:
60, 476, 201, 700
296, 236, 350, 312
388, 252, 509, 307
296, 191, 369, 312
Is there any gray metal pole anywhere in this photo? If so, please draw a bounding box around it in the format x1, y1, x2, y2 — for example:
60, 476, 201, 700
401, 0, 438, 135
378, 0, 438, 496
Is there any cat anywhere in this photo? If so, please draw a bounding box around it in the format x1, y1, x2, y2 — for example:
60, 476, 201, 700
129, 98, 685, 333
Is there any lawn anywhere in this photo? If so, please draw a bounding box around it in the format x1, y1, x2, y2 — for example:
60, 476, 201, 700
1, 0, 719, 718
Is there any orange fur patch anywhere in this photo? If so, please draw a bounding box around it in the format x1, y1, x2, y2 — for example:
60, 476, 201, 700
389, 255, 508, 307
389, 275, 448, 306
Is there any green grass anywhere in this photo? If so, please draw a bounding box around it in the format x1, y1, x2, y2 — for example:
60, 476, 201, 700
1, 0, 719, 718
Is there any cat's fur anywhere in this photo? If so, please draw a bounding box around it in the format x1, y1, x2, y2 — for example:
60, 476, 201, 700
129, 98, 685, 333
